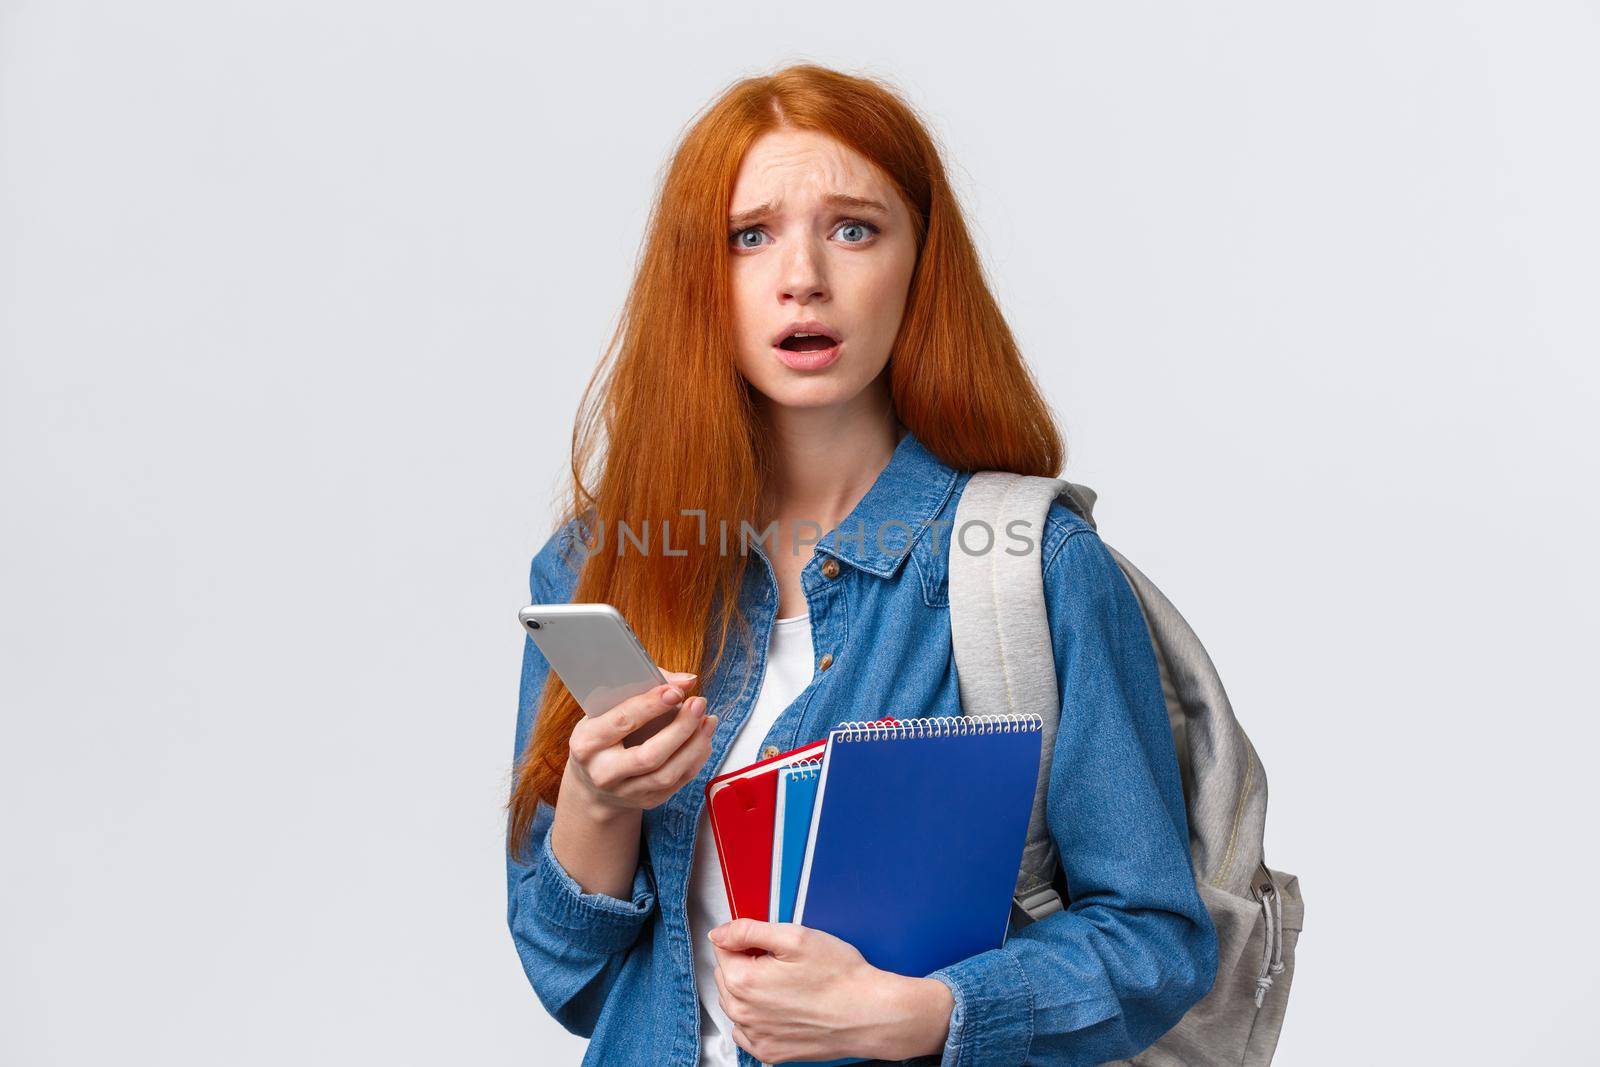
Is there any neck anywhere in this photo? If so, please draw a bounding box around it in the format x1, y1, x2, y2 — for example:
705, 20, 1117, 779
756, 375, 904, 535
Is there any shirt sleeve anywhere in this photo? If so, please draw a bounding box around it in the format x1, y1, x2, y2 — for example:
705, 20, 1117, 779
504, 532, 658, 1037
926, 527, 1219, 1067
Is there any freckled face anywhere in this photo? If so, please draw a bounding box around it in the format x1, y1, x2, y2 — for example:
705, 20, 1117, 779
726, 128, 919, 410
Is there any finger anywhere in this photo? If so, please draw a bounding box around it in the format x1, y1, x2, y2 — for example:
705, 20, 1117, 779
621, 703, 716, 798
662, 669, 701, 690
711, 944, 756, 1000
712, 942, 773, 993
730, 1024, 753, 1056
578, 682, 692, 755
619, 695, 716, 781
710, 917, 804, 957
731, 1023, 778, 1064
608, 705, 714, 807
712, 958, 739, 1017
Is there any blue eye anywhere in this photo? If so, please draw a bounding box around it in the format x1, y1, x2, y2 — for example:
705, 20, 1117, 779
835, 220, 877, 243
728, 219, 880, 250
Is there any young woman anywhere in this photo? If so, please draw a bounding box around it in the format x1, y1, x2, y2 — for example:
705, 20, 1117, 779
506, 65, 1218, 1067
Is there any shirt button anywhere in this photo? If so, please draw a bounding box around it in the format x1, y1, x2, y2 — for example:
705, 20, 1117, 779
820, 558, 840, 580
818, 652, 835, 672
761, 744, 779, 760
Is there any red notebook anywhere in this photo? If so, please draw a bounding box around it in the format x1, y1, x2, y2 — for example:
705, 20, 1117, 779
703, 719, 897, 955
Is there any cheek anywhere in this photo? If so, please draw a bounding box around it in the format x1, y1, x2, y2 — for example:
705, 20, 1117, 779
728, 267, 755, 332
844, 250, 917, 339
727, 271, 773, 384
730, 267, 775, 348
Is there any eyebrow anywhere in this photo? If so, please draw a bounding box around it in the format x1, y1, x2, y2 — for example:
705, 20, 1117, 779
727, 193, 891, 229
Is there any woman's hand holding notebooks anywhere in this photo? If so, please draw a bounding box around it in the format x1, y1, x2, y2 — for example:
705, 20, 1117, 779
704, 714, 1042, 1067
705, 713, 1042, 973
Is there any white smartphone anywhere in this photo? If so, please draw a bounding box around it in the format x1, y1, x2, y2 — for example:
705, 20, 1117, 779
518, 603, 675, 748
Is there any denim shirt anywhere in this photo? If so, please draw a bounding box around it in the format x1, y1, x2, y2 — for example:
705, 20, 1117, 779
506, 431, 1219, 1067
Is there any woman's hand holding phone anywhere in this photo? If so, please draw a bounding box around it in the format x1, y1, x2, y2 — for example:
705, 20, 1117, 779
564, 671, 721, 816
547, 657, 720, 900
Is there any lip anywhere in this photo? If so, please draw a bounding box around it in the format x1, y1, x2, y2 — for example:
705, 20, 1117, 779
772, 319, 843, 372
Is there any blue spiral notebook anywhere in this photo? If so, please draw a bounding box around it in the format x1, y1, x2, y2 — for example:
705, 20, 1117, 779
793, 714, 1044, 981
770, 758, 824, 924
769, 759, 856, 1067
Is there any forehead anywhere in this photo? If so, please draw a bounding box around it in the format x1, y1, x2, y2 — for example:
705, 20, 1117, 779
730, 128, 892, 208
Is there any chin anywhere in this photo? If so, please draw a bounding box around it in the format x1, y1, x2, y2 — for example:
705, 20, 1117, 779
738, 344, 891, 412
751, 376, 867, 411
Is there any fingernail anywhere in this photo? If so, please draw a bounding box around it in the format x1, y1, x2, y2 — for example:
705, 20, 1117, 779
692, 697, 706, 716
663, 687, 684, 704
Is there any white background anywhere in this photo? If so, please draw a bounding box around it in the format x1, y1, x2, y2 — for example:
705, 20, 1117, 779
3, 2, 1596, 1064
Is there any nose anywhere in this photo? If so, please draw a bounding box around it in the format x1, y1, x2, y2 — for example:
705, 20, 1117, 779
778, 236, 828, 305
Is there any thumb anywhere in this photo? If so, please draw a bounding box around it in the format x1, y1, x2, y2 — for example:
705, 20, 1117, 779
709, 918, 767, 953
711, 918, 803, 957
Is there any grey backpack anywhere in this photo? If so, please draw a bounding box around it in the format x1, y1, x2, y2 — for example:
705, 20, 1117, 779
949, 471, 1303, 1067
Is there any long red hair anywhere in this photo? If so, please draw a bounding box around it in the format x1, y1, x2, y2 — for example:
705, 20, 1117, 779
508, 64, 1063, 859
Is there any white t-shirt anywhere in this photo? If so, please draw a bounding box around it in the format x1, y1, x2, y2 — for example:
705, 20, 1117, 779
688, 612, 816, 1067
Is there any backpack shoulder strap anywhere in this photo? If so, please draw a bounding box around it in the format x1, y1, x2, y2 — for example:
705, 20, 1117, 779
949, 470, 1079, 925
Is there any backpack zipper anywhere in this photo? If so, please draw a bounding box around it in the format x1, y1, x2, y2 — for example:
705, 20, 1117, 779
1251, 862, 1286, 1007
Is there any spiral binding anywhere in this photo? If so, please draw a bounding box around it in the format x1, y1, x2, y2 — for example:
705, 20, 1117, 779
829, 712, 1043, 743
782, 756, 823, 780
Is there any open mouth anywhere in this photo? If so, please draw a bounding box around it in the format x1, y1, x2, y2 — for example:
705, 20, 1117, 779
777, 333, 838, 352
771, 322, 843, 370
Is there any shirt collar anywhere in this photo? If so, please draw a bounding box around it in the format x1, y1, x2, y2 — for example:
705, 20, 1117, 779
812, 430, 961, 580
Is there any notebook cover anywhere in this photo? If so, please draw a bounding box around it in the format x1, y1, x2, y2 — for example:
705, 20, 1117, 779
793, 717, 1043, 979
703, 720, 899, 940
705, 742, 825, 928
770, 759, 823, 923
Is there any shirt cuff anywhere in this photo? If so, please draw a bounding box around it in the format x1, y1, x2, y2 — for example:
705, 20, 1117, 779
531, 828, 656, 954
927, 948, 1034, 1067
